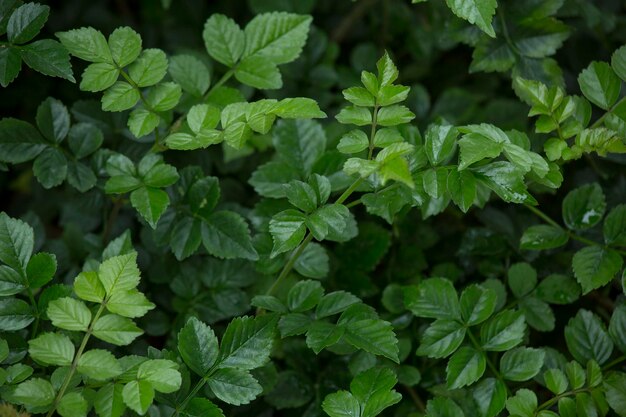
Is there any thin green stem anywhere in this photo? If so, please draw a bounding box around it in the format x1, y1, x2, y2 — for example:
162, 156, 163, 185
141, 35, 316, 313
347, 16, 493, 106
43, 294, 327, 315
119, 69, 159, 114
602, 354, 626, 371
591, 96, 626, 129
524, 204, 626, 256
262, 233, 314, 299
367, 105, 379, 160
536, 387, 590, 412
173, 376, 209, 417
46, 303, 107, 417
26, 288, 39, 337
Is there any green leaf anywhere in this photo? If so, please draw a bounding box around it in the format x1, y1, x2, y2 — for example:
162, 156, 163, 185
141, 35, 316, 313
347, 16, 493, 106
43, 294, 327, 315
446, 346, 486, 389
572, 246, 623, 294
0, 118, 46, 163
343, 86, 376, 107
57, 392, 88, 417
98, 252, 140, 296
47, 297, 91, 331
604, 205, 626, 245
578, 61, 621, 110
57, 26, 112, 63
235, 55, 282, 89
520, 297, 555, 332
445, 0, 497, 37
270, 97, 326, 119
535, 274, 580, 304
127, 48, 168, 87
77, 349, 122, 380
269, 210, 307, 257
0, 298, 33, 330
0, 265, 25, 296
219, 314, 276, 370
7, 3, 49, 44
28, 332, 74, 366
203, 14, 244, 67
201, 211, 258, 260
425, 123, 458, 166
473, 378, 506, 417
500, 347, 545, 381
605, 372, 626, 417
208, 367, 262, 405
505, 389, 537, 417
36, 97, 69, 143
473, 162, 533, 204
404, 277, 461, 320
273, 119, 326, 175
243, 12, 311, 64
322, 390, 360, 417
94, 383, 125, 417
68, 123, 103, 159
145, 81, 182, 111
11, 378, 55, 407
351, 367, 402, 417
128, 109, 160, 138
544, 368, 569, 395
107, 289, 154, 318
480, 309, 526, 351
178, 316, 219, 376
565, 309, 613, 365
459, 284, 496, 326
182, 398, 225, 417
0, 212, 34, 273
336, 106, 372, 126
0, 47, 22, 87
457, 132, 504, 170
19, 39, 75, 82
80, 62, 119, 92
562, 183, 606, 230
137, 359, 181, 393
108, 26, 142, 67
122, 379, 154, 415
507, 262, 537, 298
92, 314, 143, 346
416, 319, 466, 358
341, 317, 399, 362
287, 280, 324, 312
294, 242, 329, 279
101, 81, 140, 112
376, 105, 415, 126
520, 225, 569, 250
130, 187, 169, 229
610, 305, 626, 353
425, 397, 465, 417
315, 291, 361, 318
33, 147, 67, 188
306, 321, 344, 353
306, 204, 352, 241
285, 181, 318, 213
168, 54, 210, 97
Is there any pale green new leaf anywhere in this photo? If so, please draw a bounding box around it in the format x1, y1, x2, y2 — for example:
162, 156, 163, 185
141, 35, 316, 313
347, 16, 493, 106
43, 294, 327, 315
47, 297, 91, 332
28, 332, 75, 366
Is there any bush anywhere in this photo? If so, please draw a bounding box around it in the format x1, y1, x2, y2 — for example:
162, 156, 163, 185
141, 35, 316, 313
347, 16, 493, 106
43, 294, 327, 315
1, 0, 626, 416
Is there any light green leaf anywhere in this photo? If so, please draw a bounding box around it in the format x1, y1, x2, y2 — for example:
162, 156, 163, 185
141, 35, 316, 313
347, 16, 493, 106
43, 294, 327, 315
578, 61, 621, 110
57, 27, 112, 63
178, 316, 219, 376
425, 123, 458, 166
145, 82, 182, 111
235, 55, 282, 89
544, 368, 569, 395
92, 314, 143, 346
376, 105, 415, 126
108, 26, 142, 67
458, 133, 504, 170
101, 81, 140, 112
77, 349, 123, 380
446, 346, 486, 389
127, 49, 168, 87
500, 347, 545, 381
322, 390, 360, 417
94, 383, 125, 417
98, 252, 140, 296
128, 108, 160, 138
505, 389, 537, 417
11, 378, 55, 407
168, 54, 210, 97
572, 246, 623, 294
269, 209, 307, 257
122, 379, 154, 415
47, 297, 91, 332
336, 106, 372, 126
57, 392, 88, 417
203, 14, 244, 67
208, 367, 262, 405
80, 62, 119, 92
28, 332, 75, 366
0, 298, 33, 330
107, 289, 154, 318
243, 12, 312, 64
137, 359, 181, 393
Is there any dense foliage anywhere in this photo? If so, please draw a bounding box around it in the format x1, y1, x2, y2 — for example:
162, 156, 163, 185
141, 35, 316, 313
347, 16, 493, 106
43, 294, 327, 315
1, 0, 626, 416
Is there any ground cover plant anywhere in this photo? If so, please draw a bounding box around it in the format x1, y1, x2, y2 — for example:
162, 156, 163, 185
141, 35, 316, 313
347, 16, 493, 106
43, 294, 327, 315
1, 0, 626, 416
